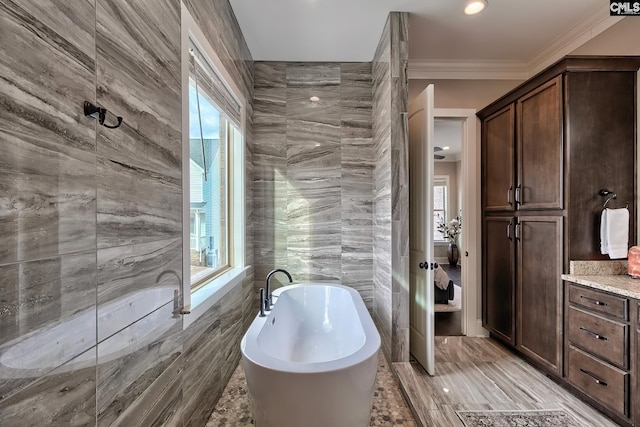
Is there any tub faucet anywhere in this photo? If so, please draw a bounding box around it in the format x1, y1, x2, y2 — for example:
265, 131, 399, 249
265, 269, 292, 310
156, 269, 189, 317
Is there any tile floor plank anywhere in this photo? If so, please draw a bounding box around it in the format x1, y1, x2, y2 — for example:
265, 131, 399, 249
397, 337, 622, 427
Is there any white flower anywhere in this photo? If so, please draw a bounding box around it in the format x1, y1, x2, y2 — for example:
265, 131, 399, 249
437, 212, 462, 243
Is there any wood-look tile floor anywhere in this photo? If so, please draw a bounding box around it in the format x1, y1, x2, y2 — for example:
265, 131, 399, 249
395, 337, 620, 427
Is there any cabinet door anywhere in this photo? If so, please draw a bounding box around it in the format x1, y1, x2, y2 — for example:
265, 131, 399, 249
483, 216, 516, 346
517, 77, 563, 210
637, 326, 640, 427
483, 105, 515, 212
517, 216, 563, 374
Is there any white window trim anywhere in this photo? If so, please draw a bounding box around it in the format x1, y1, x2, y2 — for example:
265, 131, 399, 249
433, 175, 449, 244
181, 3, 246, 326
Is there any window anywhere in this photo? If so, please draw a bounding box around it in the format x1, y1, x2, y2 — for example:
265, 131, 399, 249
433, 176, 449, 242
182, 6, 245, 304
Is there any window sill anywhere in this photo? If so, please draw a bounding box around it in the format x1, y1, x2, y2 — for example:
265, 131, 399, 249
183, 265, 247, 329
435, 241, 450, 246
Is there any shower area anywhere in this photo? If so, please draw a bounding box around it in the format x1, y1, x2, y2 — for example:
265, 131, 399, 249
0, 1, 254, 425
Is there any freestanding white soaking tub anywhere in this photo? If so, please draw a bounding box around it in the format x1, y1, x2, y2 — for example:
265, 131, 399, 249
241, 283, 380, 427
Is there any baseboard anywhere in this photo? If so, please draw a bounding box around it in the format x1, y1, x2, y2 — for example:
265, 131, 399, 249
466, 319, 489, 337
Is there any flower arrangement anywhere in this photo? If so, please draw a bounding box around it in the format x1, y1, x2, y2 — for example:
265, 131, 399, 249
436, 213, 462, 244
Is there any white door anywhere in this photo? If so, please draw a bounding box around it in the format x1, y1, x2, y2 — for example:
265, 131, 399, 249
408, 85, 435, 375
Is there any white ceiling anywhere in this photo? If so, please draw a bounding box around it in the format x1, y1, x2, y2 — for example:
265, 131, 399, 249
434, 119, 463, 162
229, 0, 624, 75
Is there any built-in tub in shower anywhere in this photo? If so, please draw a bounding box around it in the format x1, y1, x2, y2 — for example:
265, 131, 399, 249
0, 287, 176, 380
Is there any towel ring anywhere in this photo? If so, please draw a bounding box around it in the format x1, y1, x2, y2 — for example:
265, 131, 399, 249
599, 189, 628, 209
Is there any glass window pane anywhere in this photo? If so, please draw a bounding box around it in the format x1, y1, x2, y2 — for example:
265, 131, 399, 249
189, 79, 229, 284
434, 185, 444, 210
434, 211, 445, 241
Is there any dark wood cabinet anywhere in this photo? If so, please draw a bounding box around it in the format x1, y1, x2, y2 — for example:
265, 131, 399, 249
637, 324, 640, 427
517, 216, 563, 374
566, 284, 634, 423
483, 105, 515, 212
483, 216, 515, 345
479, 56, 639, 379
516, 77, 563, 211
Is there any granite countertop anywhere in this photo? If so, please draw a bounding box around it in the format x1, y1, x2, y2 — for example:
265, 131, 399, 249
562, 260, 640, 299
562, 273, 640, 300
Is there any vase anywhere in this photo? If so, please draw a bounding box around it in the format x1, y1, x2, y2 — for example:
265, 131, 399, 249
447, 242, 459, 267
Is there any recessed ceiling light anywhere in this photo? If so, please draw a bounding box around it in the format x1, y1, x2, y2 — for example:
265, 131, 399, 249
443, 146, 450, 150
310, 96, 320, 102
464, 0, 488, 15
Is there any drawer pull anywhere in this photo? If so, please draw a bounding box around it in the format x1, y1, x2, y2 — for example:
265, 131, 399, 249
579, 368, 608, 387
579, 295, 608, 307
579, 327, 608, 341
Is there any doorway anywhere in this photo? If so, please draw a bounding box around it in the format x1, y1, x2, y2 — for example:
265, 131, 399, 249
433, 118, 464, 336
433, 108, 482, 339
408, 100, 484, 373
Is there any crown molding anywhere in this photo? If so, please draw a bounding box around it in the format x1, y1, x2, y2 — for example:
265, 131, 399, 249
407, 60, 529, 80
408, 11, 624, 81
526, 13, 624, 76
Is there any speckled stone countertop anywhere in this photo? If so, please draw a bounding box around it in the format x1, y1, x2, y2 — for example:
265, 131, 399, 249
562, 260, 640, 300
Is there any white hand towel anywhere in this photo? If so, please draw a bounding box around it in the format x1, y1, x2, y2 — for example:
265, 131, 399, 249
600, 207, 629, 259
600, 208, 609, 255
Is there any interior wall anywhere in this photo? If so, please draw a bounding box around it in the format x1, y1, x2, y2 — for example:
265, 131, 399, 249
252, 61, 374, 309
372, 12, 410, 363
0, 0, 254, 425
409, 79, 523, 110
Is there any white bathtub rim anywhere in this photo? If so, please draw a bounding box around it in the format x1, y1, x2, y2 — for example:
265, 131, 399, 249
241, 283, 380, 374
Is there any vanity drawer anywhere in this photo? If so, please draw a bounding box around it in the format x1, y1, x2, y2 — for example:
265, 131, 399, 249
567, 345, 629, 417
568, 284, 628, 320
568, 307, 629, 368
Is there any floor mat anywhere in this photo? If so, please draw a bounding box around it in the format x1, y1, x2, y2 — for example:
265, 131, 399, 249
456, 409, 582, 426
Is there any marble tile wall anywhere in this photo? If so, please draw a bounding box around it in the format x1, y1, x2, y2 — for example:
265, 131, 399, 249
95, 0, 183, 422
0, 2, 98, 423
372, 12, 410, 363
0, 0, 254, 425
253, 62, 374, 309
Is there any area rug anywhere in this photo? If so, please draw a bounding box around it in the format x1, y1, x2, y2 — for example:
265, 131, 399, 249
456, 409, 582, 426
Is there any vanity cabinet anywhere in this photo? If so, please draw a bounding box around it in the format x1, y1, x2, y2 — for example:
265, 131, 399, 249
637, 317, 640, 427
566, 284, 633, 423
479, 56, 640, 378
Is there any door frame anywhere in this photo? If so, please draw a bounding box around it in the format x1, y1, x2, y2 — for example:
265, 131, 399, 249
433, 108, 486, 337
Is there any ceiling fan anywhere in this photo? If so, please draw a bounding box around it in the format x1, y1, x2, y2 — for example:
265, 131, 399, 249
434, 146, 445, 160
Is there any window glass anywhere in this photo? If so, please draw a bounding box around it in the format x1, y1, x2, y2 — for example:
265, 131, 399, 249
188, 41, 241, 287
433, 181, 448, 241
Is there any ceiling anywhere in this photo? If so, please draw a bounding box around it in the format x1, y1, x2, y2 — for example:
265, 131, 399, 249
229, 0, 624, 76
434, 119, 463, 162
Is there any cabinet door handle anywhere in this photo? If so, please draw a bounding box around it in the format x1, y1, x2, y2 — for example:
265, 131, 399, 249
506, 220, 512, 240
579, 327, 608, 341
579, 295, 608, 307
514, 222, 521, 240
515, 184, 521, 204
507, 186, 513, 206
579, 368, 608, 387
